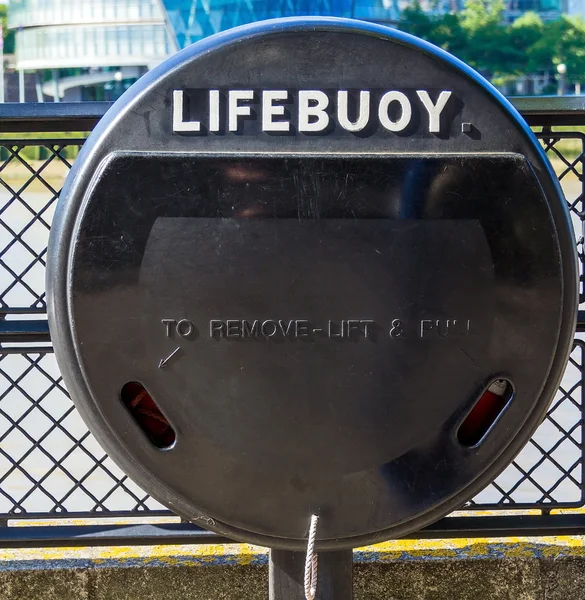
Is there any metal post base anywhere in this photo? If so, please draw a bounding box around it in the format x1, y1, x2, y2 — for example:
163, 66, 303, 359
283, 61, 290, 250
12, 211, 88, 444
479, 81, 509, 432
269, 548, 353, 600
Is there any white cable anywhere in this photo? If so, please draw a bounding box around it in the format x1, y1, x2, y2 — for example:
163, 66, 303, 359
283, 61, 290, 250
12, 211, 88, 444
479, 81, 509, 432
304, 514, 319, 600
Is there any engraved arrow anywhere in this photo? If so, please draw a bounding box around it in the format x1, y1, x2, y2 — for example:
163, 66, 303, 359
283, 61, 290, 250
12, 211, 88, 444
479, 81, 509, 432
158, 347, 181, 369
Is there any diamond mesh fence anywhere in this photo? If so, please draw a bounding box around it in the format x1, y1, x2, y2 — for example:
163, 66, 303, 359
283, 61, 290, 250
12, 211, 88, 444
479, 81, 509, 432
0, 129, 582, 520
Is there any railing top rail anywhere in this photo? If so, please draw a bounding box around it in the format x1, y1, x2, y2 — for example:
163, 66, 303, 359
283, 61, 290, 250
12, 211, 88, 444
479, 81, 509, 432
0, 97, 584, 131
512, 96, 585, 126
0, 102, 113, 132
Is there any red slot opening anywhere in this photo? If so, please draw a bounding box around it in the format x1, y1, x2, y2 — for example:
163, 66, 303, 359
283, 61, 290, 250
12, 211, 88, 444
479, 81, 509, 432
121, 382, 176, 449
457, 379, 512, 447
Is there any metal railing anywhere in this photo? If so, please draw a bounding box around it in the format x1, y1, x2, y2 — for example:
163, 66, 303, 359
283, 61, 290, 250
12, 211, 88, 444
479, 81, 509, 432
0, 98, 584, 548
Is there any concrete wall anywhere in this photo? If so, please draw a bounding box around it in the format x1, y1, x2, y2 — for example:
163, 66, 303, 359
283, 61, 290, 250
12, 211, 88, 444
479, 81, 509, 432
2, 537, 585, 599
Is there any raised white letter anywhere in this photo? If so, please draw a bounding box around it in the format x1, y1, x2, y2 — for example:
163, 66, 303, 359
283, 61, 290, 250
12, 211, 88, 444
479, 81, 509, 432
209, 89, 220, 132
416, 90, 452, 133
378, 91, 412, 132
337, 91, 370, 132
172, 90, 200, 133
228, 90, 254, 132
298, 90, 329, 133
262, 90, 289, 132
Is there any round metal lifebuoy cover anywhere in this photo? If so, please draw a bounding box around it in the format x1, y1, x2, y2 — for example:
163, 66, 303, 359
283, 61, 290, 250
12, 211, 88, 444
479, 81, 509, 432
47, 17, 578, 549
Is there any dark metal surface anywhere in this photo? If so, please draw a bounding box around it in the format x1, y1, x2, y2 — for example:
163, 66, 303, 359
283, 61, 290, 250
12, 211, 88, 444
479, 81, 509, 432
45, 19, 577, 549
0, 92, 582, 546
270, 549, 353, 600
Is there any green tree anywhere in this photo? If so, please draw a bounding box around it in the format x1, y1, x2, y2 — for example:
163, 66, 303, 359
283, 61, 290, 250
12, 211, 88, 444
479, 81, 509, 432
0, 4, 15, 55
460, 0, 505, 32
429, 14, 467, 55
401, 2, 439, 40
401, 2, 467, 56
509, 12, 545, 74
459, 0, 520, 78
400, 0, 585, 86
531, 16, 585, 82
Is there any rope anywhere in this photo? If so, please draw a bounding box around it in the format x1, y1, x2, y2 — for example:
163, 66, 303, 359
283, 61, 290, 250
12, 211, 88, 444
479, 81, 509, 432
304, 514, 319, 600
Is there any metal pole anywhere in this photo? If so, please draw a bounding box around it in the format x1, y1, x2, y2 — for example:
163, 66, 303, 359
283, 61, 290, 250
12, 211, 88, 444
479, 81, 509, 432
18, 69, 25, 103
269, 549, 353, 600
52, 69, 60, 103
35, 73, 43, 102
0, 24, 5, 103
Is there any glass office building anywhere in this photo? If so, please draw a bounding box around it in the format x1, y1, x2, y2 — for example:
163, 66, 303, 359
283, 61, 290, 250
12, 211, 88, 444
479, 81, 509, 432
160, 0, 404, 48
505, 0, 565, 20
8, 0, 174, 100
9, 0, 174, 71
8, 0, 407, 100
8, 0, 566, 100
159, 0, 567, 46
